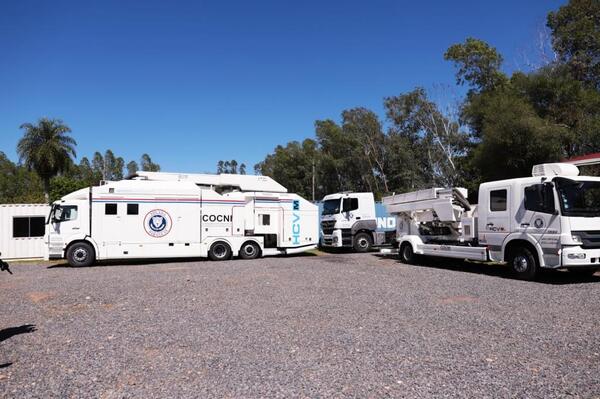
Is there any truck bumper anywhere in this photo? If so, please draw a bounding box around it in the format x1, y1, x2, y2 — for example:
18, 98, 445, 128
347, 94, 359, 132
320, 231, 343, 248
561, 246, 600, 268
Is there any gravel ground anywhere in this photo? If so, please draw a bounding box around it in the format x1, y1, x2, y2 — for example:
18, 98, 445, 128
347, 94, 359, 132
0, 252, 599, 398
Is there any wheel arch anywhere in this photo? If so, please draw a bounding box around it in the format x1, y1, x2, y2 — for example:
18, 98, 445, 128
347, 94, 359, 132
398, 235, 425, 255
353, 229, 374, 240
65, 238, 98, 260
503, 238, 542, 266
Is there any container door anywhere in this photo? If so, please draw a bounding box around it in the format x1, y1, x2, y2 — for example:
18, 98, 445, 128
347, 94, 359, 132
99, 202, 122, 258
232, 206, 245, 236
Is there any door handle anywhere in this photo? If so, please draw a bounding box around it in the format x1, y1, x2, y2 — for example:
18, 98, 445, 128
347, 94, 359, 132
520, 223, 530, 227
356, 217, 361, 220
486, 223, 494, 227
72, 227, 80, 230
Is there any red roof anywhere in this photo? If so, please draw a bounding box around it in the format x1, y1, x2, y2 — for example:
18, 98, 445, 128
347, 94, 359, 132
564, 153, 600, 166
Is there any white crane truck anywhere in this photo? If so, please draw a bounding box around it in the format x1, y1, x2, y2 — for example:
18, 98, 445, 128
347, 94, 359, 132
320, 192, 396, 252
382, 163, 600, 280
45, 172, 319, 266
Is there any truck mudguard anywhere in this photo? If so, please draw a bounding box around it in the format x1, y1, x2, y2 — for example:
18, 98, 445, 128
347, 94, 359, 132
351, 220, 377, 235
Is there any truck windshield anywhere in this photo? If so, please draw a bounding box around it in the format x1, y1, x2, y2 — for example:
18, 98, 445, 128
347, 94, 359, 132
322, 199, 341, 215
555, 178, 600, 217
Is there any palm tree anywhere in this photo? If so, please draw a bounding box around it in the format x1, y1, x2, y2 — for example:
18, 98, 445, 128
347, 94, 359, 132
17, 118, 77, 203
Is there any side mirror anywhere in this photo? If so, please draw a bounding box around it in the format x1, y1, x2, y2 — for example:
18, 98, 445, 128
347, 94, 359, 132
53, 208, 63, 222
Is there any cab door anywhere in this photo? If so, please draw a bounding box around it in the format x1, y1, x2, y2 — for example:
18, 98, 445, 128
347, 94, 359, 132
480, 186, 511, 259
518, 183, 561, 266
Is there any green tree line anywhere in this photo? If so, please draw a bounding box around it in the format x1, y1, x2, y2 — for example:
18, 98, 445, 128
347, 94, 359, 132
1, 117, 161, 203
255, 0, 600, 200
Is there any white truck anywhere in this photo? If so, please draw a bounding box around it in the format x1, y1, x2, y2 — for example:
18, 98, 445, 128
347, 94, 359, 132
45, 172, 319, 266
320, 192, 396, 252
382, 163, 600, 280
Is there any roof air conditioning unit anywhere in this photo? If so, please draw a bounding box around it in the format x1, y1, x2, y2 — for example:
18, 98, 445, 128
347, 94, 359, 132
532, 163, 579, 177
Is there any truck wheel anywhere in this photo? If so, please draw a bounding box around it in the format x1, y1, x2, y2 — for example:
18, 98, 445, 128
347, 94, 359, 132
508, 246, 539, 280
66, 242, 95, 267
400, 243, 416, 264
239, 241, 260, 260
353, 233, 373, 253
209, 241, 232, 261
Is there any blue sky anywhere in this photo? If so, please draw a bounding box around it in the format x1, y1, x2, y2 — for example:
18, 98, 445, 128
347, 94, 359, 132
0, 0, 565, 173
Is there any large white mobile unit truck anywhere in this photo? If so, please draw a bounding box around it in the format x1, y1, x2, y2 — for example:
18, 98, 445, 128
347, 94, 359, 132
382, 163, 600, 280
320, 192, 396, 252
45, 172, 319, 266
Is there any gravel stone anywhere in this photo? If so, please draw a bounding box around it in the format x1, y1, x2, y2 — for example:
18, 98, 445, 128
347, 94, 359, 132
0, 253, 599, 398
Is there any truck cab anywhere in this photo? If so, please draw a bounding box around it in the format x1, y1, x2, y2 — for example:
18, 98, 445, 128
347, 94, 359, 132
45, 188, 91, 263
320, 192, 394, 252
477, 164, 600, 274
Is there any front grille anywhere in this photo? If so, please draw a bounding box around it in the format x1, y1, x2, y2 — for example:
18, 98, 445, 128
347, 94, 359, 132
573, 231, 600, 249
321, 220, 336, 235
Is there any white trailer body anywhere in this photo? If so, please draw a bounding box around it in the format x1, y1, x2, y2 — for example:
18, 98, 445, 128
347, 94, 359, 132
383, 163, 600, 279
45, 173, 318, 266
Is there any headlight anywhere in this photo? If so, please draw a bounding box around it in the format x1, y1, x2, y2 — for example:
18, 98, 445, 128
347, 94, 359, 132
567, 253, 586, 259
572, 235, 583, 244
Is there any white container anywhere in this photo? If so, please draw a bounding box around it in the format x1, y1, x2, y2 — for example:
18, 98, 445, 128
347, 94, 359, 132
0, 204, 50, 260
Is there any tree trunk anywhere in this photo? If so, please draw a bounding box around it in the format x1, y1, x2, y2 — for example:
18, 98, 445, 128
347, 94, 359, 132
43, 178, 50, 204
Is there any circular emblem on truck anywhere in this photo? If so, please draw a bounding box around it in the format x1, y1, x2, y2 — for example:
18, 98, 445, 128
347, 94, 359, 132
534, 218, 545, 229
144, 209, 172, 238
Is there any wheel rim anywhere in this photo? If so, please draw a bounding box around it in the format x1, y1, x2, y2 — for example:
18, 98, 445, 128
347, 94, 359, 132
73, 248, 88, 262
243, 244, 256, 257
357, 238, 368, 249
513, 255, 529, 273
403, 246, 412, 261
213, 244, 227, 258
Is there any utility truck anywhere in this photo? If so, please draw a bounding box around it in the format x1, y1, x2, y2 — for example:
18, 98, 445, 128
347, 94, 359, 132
382, 163, 600, 280
320, 192, 396, 252
45, 172, 318, 266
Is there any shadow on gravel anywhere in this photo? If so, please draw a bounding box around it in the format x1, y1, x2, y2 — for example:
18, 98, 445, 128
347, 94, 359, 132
0, 324, 36, 343
47, 258, 208, 269
375, 254, 600, 285
47, 251, 318, 269
0, 362, 13, 368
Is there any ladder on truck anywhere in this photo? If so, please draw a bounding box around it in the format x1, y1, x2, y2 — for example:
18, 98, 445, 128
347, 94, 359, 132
381, 187, 487, 261
382, 187, 470, 223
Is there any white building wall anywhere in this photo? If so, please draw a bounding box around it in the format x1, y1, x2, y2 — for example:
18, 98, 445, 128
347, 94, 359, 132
0, 204, 50, 260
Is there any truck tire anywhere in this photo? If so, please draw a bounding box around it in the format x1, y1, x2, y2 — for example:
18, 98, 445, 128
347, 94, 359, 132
239, 241, 260, 260
508, 246, 539, 280
209, 241, 232, 261
66, 242, 95, 267
353, 233, 373, 253
400, 242, 416, 264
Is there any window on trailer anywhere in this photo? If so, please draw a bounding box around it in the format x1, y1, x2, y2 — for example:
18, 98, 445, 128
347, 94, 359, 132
13, 216, 45, 238
105, 203, 118, 215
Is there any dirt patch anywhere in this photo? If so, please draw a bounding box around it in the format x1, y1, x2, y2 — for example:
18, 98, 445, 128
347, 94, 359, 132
46, 303, 88, 316
437, 295, 478, 304
27, 291, 55, 303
